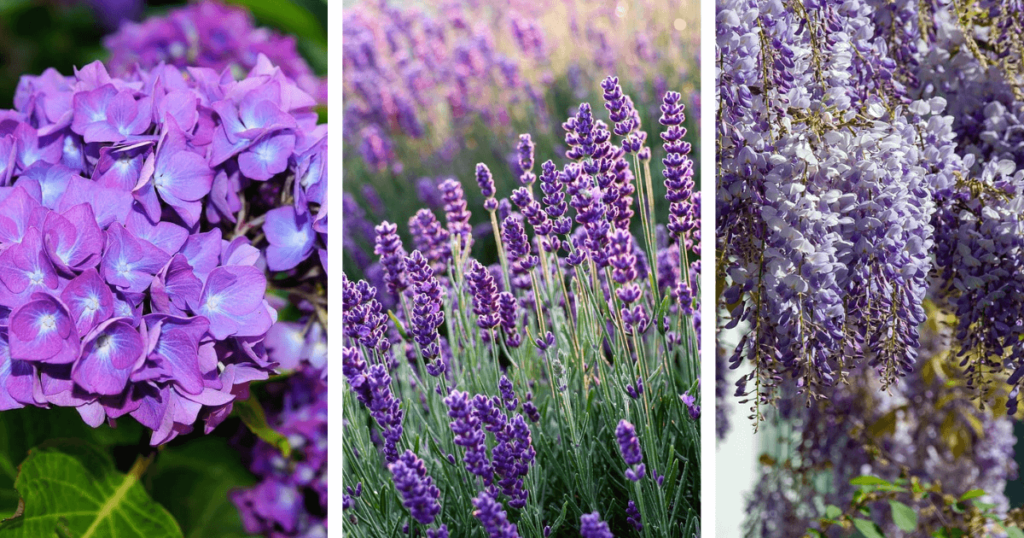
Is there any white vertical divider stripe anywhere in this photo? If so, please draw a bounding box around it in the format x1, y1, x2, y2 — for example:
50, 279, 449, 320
699, 0, 717, 535
328, 1, 341, 536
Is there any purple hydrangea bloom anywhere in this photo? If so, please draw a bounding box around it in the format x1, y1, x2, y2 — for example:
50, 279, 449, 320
0, 53, 331, 443
104, 0, 326, 102
231, 370, 327, 537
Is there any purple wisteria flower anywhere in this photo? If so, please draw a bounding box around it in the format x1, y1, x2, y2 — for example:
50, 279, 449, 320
104, 0, 326, 102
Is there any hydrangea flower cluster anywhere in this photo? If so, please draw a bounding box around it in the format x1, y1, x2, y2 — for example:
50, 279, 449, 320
104, 0, 327, 102
0, 54, 332, 443
343, 79, 700, 535
231, 370, 327, 538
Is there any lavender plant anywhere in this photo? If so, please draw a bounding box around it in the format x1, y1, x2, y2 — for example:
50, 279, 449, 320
343, 79, 700, 536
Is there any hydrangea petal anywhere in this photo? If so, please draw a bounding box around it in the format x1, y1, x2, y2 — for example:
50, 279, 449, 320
72, 318, 143, 396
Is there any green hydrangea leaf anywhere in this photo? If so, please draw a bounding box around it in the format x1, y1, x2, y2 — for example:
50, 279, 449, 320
0, 440, 180, 538
148, 438, 258, 538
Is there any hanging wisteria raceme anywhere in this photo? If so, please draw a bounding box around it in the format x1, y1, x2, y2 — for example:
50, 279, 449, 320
231, 369, 327, 538
717, 0, 1024, 535
343, 80, 700, 536
104, 0, 327, 102
0, 54, 322, 444
745, 311, 1018, 537
713, 0, 1017, 420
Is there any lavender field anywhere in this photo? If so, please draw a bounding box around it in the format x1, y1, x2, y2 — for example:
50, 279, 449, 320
341, 1, 702, 536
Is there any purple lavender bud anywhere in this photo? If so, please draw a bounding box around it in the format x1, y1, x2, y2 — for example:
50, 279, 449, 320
502, 216, 538, 270
616, 420, 643, 465
445, 390, 493, 482
439, 179, 473, 253
389, 449, 442, 525
409, 209, 451, 273
497, 198, 513, 225
660, 91, 695, 241
523, 400, 540, 423
498, 375, 518, 411
601, 76, 638, 138
625, 463, 646, 482
498, 292, 522, 348
374, 221, 407, 298
427, 526, 450, 538
477, 162, 497, 199
517, 134, 536, 185
472, 491, 520, 538
535, 331, 556, 351
626, 500, 643, 531
466, 260, 500, 330
544, 526, 552, 537
564, 103, 596, 160
579, 512, 614, 538
681, 393, 700, 420
406, 251, 446, 374
367, 364, 405, 462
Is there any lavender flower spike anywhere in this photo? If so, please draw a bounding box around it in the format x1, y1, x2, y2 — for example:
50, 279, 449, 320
472, 490, 521, 538
616, 419, 645, 481
389, 449, 442, 525
579, 512, 614, 538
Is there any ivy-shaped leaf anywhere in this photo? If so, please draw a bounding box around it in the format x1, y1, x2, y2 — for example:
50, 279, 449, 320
0, 440, 180, 538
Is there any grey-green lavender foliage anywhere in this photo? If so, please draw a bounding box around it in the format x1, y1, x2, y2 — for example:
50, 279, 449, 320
342, 80, 701, 537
